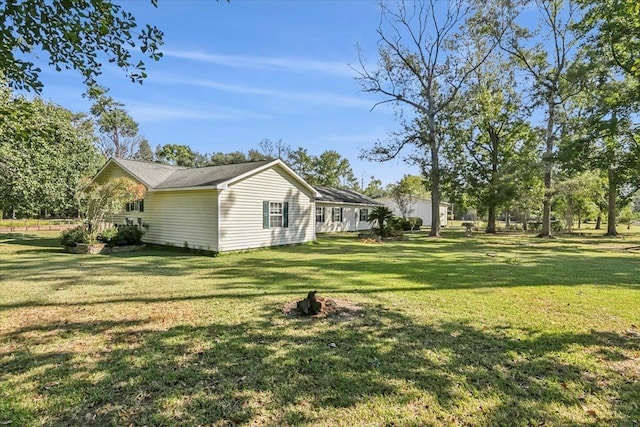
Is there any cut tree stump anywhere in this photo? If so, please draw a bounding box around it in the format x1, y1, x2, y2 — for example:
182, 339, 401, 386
296, 291, 323, 315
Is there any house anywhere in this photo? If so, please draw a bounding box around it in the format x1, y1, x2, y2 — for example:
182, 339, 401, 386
314, 186, 383, 233
375, 195, 449, 227
93, 157, 320, 252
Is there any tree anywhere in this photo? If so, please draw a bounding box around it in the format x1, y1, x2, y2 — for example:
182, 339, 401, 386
258, 138, 290, 160
77, 176, 146, 242
496, 0, 585, 237
155, 144, 198, 167
287, 147, 315, 181
0, 84, 102, 218
312, 150, 359, 189
388, 175, 426, 219
362, 176, 387, 199
580, 0, 640, 80
0, 0, 163, 92
89, 86, 144, 159
452, 46, 537, 233
357, 0, 495, 237
134, 139, 154, 162
554, 171, 601, 232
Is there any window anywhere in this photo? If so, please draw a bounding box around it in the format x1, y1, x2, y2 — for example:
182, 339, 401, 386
270, 202, 283, 228
332, 207, 343, 222
125, 199, 144, 212
359, 208, 369, 221
263, 201, 289, 228
316, 206, 325, 223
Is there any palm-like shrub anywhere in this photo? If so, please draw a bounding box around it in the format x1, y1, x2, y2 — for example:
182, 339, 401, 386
368, 206, 395, 237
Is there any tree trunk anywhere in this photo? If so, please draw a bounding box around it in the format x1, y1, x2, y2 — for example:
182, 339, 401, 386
539, 99, 555, 237
428, 115, 441, 237
505, 211, 511, 227
486, 206, 497, 233
606, 166, 618, 236
595, 212, 602, 229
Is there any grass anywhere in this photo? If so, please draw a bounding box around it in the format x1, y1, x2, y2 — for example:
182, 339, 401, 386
0, 229, 639, 426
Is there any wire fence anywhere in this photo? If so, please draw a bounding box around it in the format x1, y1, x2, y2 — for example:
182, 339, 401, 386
0, 219, 82, 233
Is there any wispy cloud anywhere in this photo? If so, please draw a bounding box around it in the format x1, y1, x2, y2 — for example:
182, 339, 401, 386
123, 100, 270, 122
163, 49, 357, 78
150, 75, 373, 109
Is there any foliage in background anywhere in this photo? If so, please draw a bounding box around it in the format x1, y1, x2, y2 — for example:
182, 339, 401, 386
0, 0, 163, 92
88, 85, 146, 159
0, 84, 102, 218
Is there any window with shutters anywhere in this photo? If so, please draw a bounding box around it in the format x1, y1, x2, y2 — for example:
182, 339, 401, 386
332, 207, 342, 222
316, 206, 325, 223
359, 208, 369, 221
263, 201, 289, 228
270, 202, 283, 228
125, 199, 144, 212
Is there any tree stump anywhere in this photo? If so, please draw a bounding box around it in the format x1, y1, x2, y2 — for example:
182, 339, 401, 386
296, 291, 323, 315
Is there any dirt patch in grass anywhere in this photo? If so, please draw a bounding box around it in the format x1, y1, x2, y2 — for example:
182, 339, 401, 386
282, 297, 364, 319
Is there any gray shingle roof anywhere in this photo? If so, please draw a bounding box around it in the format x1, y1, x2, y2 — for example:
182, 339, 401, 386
156, 160, 272, 189
314, 186, 383, 206
113, 158, 185, 188
108, 158, 273, 189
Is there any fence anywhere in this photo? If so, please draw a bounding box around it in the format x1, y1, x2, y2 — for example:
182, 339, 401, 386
0, 219, 82, 233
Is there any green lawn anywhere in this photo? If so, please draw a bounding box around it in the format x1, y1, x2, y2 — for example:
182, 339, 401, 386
1, 230, 639, 426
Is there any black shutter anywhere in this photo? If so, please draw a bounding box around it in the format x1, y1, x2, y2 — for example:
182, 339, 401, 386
283, 202, 289, 228
263, 201, 269, 228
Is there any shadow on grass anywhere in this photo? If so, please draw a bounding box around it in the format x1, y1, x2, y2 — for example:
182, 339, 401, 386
1, 306, 638, 426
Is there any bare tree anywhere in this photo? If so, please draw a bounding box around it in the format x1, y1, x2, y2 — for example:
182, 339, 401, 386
356, 0, 497, 236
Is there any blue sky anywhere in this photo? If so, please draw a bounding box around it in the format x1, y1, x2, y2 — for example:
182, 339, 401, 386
32, 0, 420, 187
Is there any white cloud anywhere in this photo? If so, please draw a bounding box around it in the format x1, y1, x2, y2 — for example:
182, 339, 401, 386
149, 75, 373, 109
123, 100, 270, 122
163, 49, 357, 78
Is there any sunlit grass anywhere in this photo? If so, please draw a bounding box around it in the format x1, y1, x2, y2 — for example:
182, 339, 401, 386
1, 230, 639, 426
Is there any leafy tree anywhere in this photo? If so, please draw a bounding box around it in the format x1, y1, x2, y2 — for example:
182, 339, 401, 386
362, 176, 387, 199
134, 139, 154, 162
0, 0, 163, 92
495, 0, 585, 237
312, 150, 359, 189
453, 46, 538, 233
579, 0, 640, 80
388, 175, 426, 219
89, 86, 143, 159
155, 144, 198, 167
554, 171, 601, 232
76, 176, 146, 242
357, 0, 495, 237
0, 84, 102, 218
287, 147, 315, 181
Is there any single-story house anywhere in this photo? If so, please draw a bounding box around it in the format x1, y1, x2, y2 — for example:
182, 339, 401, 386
93, 157, 321, 252
314, 186, 383, 233
375, 195, 450, 227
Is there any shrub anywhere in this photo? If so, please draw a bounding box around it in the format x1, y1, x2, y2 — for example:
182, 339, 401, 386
411, 217, 423, 230
97, 227, 119, 245
98, 225, 144, 246
61, 226, 90, 247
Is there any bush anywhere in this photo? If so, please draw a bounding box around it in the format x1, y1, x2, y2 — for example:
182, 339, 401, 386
98, 225, 144, 247
61, 226, 90, 247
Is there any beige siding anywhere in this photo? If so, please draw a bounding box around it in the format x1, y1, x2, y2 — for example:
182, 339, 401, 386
218, 166, 315, 251
93, 162, 134, 185
316, 203, 374, 233
142, 190, 218, 251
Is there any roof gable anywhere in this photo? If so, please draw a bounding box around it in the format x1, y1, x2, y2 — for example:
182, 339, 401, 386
94, 158, 321, 197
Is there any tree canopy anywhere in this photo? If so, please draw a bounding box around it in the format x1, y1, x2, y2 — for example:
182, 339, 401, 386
0, 0, 163, 92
